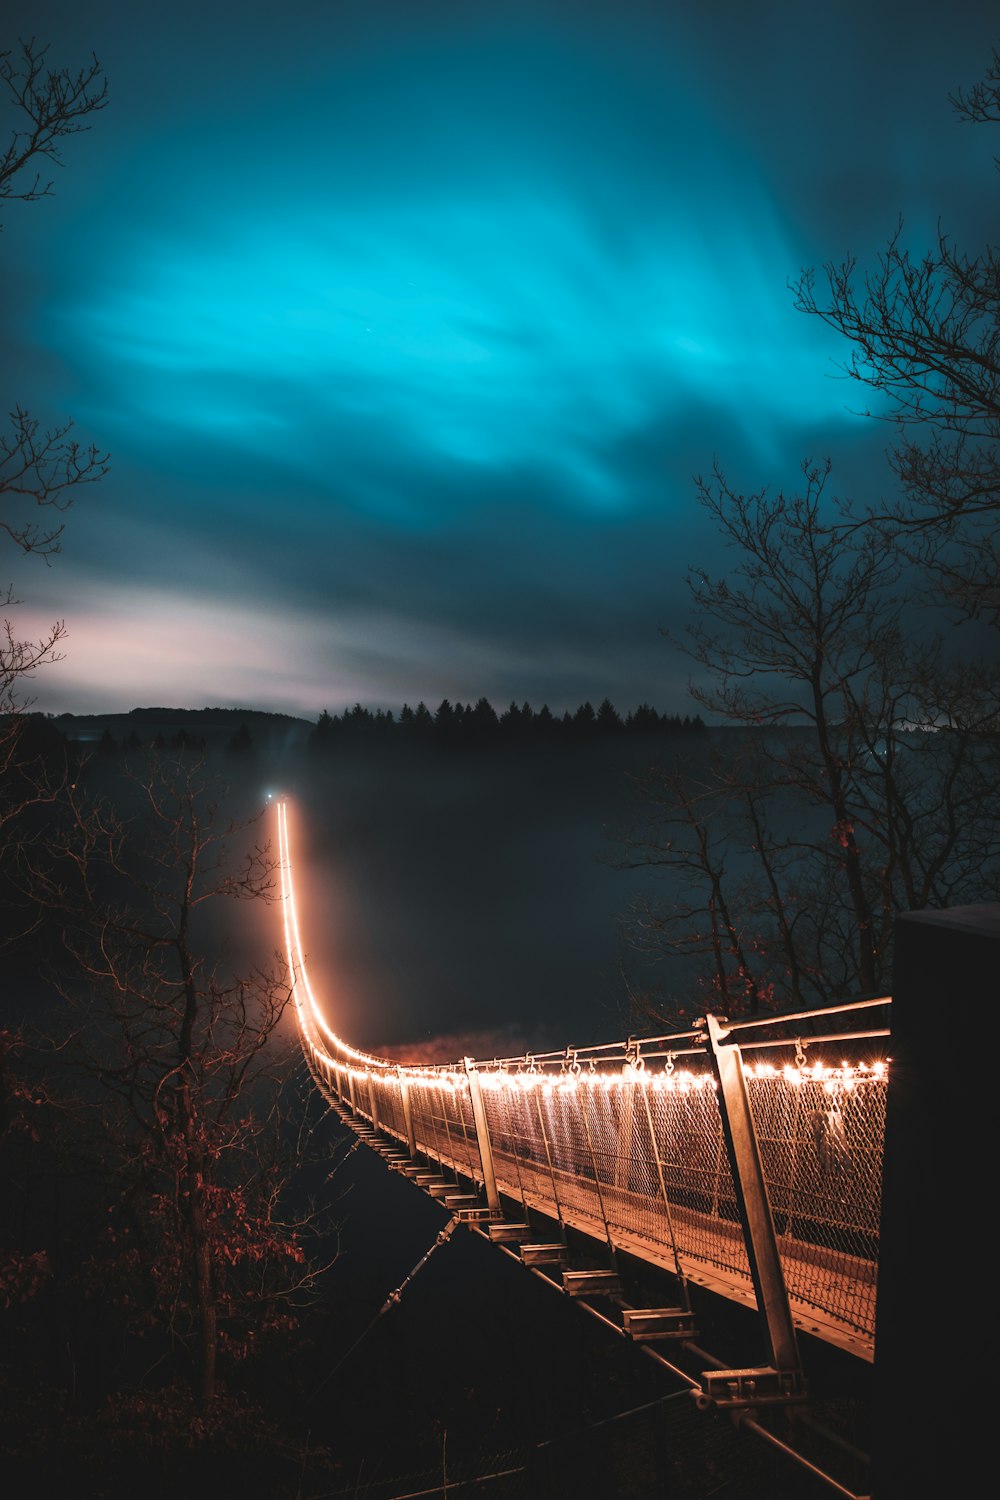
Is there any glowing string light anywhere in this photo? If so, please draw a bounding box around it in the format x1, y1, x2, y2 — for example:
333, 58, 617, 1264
276, 798, 890, 1100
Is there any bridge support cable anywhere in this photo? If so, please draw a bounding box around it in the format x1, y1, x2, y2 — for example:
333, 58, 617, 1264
456, 1082, 481, 1187
635, 1063, 690, 1306
397, 1068, 418, 1159
309, 1214, 463, 1402
497, 1069, 532, 1223
703, 1012, 804, 1395
443, 1081, 468, 1184
573, 1065, 620, 1274
738, 1415, 870, 1500
526, 1075, 567, 1242
464, 1060, 501, 1217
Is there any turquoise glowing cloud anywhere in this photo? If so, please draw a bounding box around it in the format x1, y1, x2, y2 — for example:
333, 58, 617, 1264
9, 0, 987, 720
56, 52, 861, 514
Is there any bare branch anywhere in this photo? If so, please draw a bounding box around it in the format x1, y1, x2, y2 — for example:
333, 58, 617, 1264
0, 38, 108, 212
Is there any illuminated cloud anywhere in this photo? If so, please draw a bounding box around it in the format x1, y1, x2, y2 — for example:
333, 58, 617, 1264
58, 42, 862, 515
4, 0, 993, 714
64, 187, 853, 498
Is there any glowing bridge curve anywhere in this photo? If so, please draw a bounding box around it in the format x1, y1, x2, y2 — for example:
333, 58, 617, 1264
277, 796, 888, 1496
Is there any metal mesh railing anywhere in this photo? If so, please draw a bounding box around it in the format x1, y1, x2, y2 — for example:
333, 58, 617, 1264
279, 796, 887, 1361
745, 1055, 884, 1338
302, 1018, 887, 1358
403, 1077, 480, 1185
477, 1070, 752, 1287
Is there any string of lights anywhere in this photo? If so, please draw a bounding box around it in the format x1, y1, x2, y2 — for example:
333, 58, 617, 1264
276, 797, 890, 1096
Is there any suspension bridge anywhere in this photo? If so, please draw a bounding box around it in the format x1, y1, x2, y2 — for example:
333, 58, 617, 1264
275, 796, 972, 1500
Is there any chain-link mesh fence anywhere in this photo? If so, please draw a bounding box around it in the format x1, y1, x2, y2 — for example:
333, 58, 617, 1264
318, 1039, 884, 1352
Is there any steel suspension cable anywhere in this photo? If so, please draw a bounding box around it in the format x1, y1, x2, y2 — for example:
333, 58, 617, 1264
309, 1214, 463, 1402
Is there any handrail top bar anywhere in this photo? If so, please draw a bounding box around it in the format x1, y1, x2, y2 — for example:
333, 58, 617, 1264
352, 1006, 892, 1074
734, 1028, 891, 1053
464, 1026, 893, 1074
450, 997, 894, 1072
319, 1022, 890, 1077
489, 1028, 705, 1064
474, 1030, 703, 1069
709, 996, 892, 1035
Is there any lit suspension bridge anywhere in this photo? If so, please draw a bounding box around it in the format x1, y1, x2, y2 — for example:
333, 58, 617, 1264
276, 797, 888, 1499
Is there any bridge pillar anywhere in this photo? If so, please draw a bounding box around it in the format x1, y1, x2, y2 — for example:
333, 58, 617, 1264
704, 1013, 802, 1380
873, 904, 1000, 1500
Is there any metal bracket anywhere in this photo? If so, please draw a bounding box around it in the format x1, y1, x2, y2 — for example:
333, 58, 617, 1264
520, 1242, 569, 1268
562, 1269, 622, 1298
697, 1366, 807, 1411
622, 1307, 697, 1342
487, 1221, 532, 1243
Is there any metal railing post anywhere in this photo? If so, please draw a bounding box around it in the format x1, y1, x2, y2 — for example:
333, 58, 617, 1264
703, 1013, 802, 1378
464, 1058, 501, 1216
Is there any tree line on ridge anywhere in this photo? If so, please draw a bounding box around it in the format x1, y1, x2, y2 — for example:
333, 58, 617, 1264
309, 697, 706, 751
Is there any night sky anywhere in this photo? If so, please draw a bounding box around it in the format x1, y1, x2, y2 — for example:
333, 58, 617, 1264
5, 0, 996, 719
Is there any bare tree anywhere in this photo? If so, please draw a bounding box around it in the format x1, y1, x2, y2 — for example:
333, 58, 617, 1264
1, 39, 108, 818
1, 38, 107, 210
792, 48, 1000, 619
27, 757, 335, 1409
621, 52, 1000, 1023
619, 464, 1000, 1019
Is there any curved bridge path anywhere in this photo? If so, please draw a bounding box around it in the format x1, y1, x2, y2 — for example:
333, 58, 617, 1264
277, 796, 887, 1499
